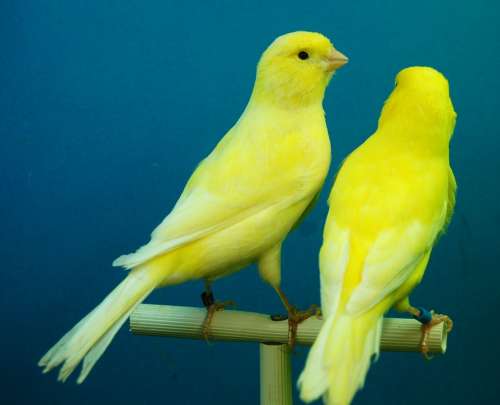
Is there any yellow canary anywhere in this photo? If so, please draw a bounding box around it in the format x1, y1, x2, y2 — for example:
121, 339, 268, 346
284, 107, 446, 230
298, 66, 457, 405
39, 31, 348, 383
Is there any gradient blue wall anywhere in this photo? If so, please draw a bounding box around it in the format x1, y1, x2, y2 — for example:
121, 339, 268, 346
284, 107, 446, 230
1, 1, 499, 404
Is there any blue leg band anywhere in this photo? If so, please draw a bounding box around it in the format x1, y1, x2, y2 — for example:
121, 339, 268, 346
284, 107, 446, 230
413, 307, 433, 324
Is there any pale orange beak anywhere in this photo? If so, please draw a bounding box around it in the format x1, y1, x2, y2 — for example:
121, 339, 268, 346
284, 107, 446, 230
326, 48, 349, 71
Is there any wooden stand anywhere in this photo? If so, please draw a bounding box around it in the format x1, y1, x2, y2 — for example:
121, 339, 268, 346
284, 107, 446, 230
130, 304, 449, 404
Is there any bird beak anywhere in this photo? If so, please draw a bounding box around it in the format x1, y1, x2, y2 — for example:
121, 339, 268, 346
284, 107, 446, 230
325, 49, 349, 72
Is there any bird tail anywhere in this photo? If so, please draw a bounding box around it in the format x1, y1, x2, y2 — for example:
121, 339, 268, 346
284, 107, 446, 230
38, 263, 168, 383
298, 308, 383, 405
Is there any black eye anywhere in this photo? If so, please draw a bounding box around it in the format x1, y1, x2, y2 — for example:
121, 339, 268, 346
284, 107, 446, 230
298, 51, 309, 60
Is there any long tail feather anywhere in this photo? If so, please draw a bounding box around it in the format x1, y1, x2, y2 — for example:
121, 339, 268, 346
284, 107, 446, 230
39, 265, 164, 383
299, 310, 383, 405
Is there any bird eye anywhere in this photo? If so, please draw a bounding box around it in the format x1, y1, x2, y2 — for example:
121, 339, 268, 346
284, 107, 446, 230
298, 51, 309, 60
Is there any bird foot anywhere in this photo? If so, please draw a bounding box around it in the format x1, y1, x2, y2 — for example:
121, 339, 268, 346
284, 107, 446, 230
201, 291, 235, 342
413, 307, 453, 359
271, 304, 321, 349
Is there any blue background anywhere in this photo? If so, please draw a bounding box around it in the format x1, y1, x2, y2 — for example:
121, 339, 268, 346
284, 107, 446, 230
1, 1, 499, 404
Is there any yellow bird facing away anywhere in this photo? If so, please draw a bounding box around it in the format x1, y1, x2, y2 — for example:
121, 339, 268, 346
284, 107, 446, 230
298, 66, 457, 405
39, 31, 348, 383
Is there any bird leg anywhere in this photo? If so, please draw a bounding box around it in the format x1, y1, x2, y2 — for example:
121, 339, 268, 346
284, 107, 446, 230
271, 286, 321, 349
200, 281, 235, 342
407, 305, 453, 359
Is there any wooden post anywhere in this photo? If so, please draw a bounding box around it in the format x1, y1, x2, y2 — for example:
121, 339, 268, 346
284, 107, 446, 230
260, 343, 292, 405
130, 304, 450, 405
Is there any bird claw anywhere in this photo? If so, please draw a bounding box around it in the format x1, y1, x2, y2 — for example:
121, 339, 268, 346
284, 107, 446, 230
272, 304, 320, 350
418, 310, 453, 360
270, 313, 288, 321
200, 289, 235, 342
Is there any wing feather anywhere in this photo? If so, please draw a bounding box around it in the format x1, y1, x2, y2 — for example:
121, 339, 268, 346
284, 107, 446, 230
113, 122, 326, 269
113, 192, 300, 269
319, 220, 350, 319
345, 216, 446, 316
325, 143, 453, 316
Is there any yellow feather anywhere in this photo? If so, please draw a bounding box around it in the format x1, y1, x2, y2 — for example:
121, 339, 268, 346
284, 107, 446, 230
39, 31, 347, 382
299, 66, 457, 405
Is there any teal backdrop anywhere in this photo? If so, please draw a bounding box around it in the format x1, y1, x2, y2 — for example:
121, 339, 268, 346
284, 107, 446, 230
1, 1, 498, 404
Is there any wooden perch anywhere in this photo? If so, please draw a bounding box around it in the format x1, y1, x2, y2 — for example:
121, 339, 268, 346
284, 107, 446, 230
130, 304, 448, 354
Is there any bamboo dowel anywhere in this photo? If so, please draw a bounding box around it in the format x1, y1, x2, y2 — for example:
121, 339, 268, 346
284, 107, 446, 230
130, 304, 448, 354
260, 344, 292, 405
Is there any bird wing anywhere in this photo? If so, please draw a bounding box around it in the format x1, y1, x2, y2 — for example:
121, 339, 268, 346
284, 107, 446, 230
319, 219, 350, 319
344, 220, 440, 315
290, 190, 321, 232
346, 167, 457, 315
113, 190, 300, 270
320, 210, 447, 319
321, 145, 453, 317
114, 125, 324, 269
443, 166, 457, 233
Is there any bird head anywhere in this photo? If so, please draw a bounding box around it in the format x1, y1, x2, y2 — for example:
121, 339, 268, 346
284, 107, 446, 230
251, 31, 348, 109
379, 66, 457, 141
395, 66, 452, 103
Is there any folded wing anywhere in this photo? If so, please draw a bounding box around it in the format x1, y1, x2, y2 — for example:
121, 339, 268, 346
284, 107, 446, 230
114, 127, 320, 269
